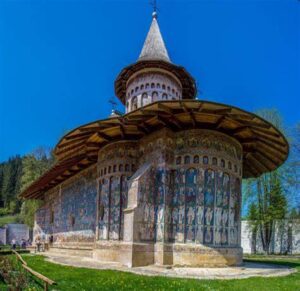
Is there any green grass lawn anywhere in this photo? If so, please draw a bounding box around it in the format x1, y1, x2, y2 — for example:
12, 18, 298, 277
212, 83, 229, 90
1, 254, 299, 291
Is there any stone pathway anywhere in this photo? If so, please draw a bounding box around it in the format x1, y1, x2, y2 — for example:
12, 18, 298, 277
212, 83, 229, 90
42, 252, 296, 280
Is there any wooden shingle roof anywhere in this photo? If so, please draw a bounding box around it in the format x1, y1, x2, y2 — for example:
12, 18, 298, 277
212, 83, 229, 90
20, 100, 289, 199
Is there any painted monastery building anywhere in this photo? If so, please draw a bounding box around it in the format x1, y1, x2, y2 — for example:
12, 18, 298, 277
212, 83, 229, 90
21, 12, 289, 267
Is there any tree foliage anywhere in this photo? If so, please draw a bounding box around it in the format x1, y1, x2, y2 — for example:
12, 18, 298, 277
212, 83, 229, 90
245, 109, 288, 254
0, 147, 54, 228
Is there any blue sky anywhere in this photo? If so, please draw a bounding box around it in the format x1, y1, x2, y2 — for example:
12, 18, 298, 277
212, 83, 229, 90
0, 0, 299, 162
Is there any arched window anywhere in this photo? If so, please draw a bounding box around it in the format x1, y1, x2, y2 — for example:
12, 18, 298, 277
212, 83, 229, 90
176, 156, 182, 165
212, 157, 217, 166
131, 89, 134, 95
176, 92, 178, 97
145, 83, 149, 89
152, 91, 158, 102
167, 86, 170, 92
135, 86, 139, 92
228, 161, 232, 170
125, 164, 130, 171
193, 155, 199, 163
131, 96, 138, 110
113, 165, 116, 172
203, 156, 208, 165
162, 93, 168, 100
141, 93, 148, 106
172, 88, 175, 94
108, 166, 111, 173
184, 155, 190, 164
162, 84, 166, 90
119, 164, 123, 172
140, 84, 144, 90
157, 83, 161, 89
221, 159, 225, 168
151, 83, 155, 88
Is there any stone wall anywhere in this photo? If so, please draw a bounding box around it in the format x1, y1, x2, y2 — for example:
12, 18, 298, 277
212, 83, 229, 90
241, 220, 300, 254
6, 224, 29, 244
0, 227, 6, 245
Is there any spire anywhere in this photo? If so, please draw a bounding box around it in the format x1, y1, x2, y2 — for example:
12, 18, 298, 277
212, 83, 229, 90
138, 14, 171, 63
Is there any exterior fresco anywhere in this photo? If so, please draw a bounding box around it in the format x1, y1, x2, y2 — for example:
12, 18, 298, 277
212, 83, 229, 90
34, 129, 242, 266
34, 166, 97, 244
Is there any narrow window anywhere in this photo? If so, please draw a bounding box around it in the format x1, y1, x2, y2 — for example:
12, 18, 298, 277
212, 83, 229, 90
146, 83, 150, 89
167, 86, 170, 92
140, 84, 144, 90
152, 91, 158, 102
203, 156, 208, 165
176, 156, 182, 165
162, 84, 166, 90
193, 155, 199, 163
184, 155, 190, 164
151, 83, 155, 88
119, 164, 123, 172
162, 93, 168, 100
228, 161, 232, 170
125, 164, 130, 171
221, 159, 225, 168
212, 157, 217, 166
141, 92, 148, 106
113, 165, 116, 172
131, 96, 138, 110
157, 83, 161, 89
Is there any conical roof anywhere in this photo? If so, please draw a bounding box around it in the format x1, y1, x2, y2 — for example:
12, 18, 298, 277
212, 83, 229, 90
138, 15, 170, 62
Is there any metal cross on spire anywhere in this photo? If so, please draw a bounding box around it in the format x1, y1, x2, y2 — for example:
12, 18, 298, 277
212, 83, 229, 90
109, 96, 117, 111
150, 0, 158, 18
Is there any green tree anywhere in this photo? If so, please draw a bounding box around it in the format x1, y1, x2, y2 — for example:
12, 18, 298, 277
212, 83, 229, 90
19, 147, 54, 227
244, 109, 288, 254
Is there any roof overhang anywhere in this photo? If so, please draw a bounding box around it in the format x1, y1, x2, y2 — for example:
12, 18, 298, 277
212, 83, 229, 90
114, 60, 197, 104
20, 100, 289, 199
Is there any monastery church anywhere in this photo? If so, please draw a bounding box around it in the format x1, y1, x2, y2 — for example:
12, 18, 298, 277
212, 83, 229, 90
21, 11, 288, 267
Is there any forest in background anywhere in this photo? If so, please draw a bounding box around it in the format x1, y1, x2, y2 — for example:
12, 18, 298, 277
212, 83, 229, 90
0, 147, 54, 227
0, 110, 299, 232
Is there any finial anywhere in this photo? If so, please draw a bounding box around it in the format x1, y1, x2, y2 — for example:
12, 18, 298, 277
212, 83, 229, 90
109, 96, 117, 112
150, 0, 158, 19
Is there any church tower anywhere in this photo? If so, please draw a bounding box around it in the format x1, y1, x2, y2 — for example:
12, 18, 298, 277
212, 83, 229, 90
115, 12, 197, 113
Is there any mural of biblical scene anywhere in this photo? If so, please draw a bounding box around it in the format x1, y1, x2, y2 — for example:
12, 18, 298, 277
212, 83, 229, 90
99, 178, 110, 240
204, 226, 214, 245
221, 228, 228, 245
195, 225, 204, 244
197, 169, 205, 206
185, 168, 197, 242
174, 168, 185, 243
229, 227, 238, 245
138, 167, 156, 242
155, 168, 166, 242
203, 169, 215, 245
119, 175, 128, 240
214, 227, 222, 245
109, 176, 121, 240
